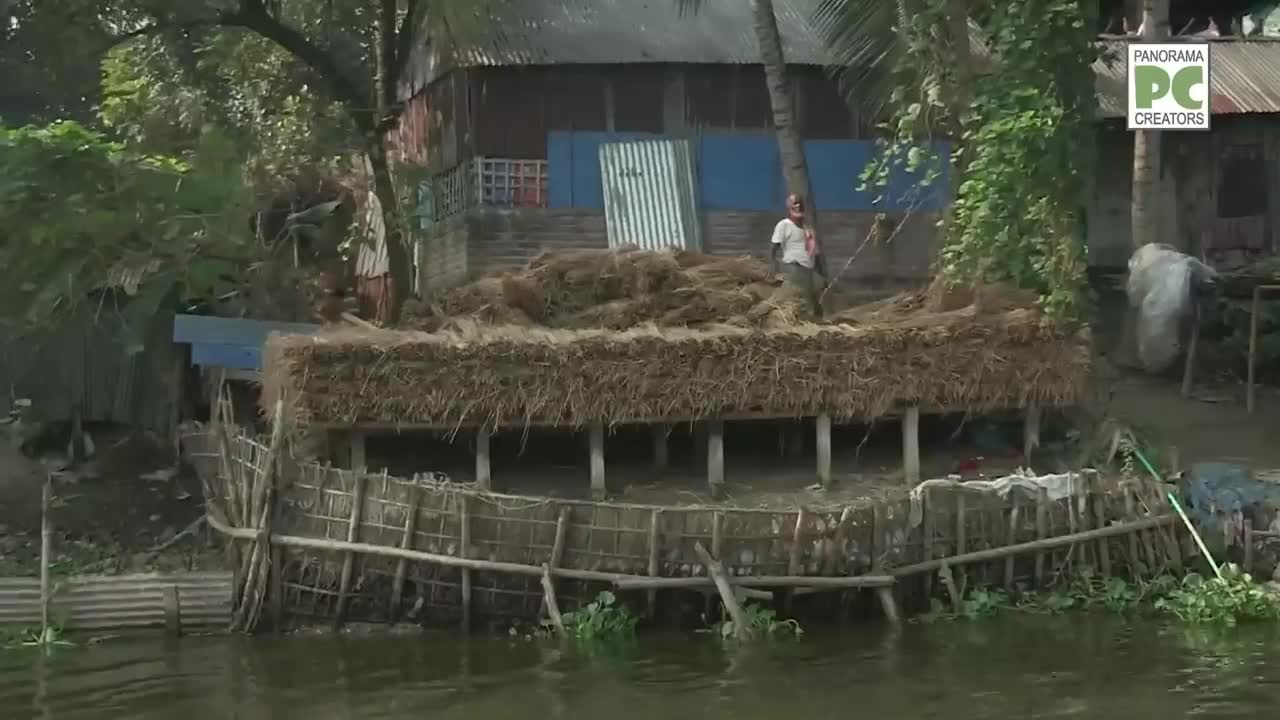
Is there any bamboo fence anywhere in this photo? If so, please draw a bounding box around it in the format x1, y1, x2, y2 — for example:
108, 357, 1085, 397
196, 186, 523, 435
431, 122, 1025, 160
182, 424, 1188, 634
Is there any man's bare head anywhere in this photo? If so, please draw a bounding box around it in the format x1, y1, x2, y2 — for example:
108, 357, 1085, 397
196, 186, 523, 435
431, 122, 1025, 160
786, 194, 806, 224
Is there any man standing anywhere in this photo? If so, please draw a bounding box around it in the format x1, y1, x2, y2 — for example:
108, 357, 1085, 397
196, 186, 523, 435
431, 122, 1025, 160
770, 193, 826, 317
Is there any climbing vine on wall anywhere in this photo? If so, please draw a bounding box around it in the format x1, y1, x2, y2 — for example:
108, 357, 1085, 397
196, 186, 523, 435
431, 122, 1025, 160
863, 0, 1097, 321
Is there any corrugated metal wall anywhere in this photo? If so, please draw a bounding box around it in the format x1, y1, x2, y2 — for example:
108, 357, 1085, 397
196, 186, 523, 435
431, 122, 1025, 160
0, 309, 179, 431
600, 139, 702, 250
0, 572, 232, 630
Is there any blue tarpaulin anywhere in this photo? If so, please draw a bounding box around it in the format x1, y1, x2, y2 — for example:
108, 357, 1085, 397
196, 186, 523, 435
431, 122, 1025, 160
1181, 463, 1280, 533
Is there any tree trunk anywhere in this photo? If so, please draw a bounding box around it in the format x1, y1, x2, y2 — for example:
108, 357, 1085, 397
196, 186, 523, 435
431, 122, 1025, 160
1131, 0, 1169, 252
367, 138, 412, 324
1122, 0, 1170, 366
944, 0, 973, 132
751, 0, 821, 256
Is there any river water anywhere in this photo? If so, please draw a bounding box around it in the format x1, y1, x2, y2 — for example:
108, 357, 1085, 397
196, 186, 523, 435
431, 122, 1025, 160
1, 617, 1278, 719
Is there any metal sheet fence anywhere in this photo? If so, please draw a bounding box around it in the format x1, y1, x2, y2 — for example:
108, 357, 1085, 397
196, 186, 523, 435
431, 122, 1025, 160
0, 572, 233, 630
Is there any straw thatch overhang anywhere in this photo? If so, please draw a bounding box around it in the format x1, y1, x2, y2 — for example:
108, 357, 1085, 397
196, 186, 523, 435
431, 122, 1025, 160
262, 308, 1092, 431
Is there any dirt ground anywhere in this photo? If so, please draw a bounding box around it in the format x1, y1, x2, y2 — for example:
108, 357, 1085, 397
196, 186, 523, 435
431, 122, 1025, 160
0, 426, 224, 578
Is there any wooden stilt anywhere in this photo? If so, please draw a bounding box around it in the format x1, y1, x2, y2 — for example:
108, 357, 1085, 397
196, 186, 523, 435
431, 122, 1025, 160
693, 542, 748, 639
270, 546, 284, 632
350, 432, 367, 472
476, 429, 492, 490
646, 509, 662, 618
938, 563, 963, 614
784, 509, 806, 614
163, 585, 181, 636
460, 496, 473, 631
540, 564, 566, 638
389, 484, 423, 622
334, 473, 367, 627
589, 423, 606, 501
1023, 405, 1041, 463
1182, 301, 1201, 398
1034, 487, 1049, 588
902, 407, 920, 484
816, 413, 832, 489
652, 425, 669, 471
707, 420, 725, 499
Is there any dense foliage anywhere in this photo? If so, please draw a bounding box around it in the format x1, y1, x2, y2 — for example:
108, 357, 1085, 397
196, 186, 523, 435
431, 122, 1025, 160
863, 0, 1096, 320
0, 122, 319, 337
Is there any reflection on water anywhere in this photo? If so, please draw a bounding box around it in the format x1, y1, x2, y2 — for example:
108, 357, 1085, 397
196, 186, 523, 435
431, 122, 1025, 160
1, 617, 1279, 719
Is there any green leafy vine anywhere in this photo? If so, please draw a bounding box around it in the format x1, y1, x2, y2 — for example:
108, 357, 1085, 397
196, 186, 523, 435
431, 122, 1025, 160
863, 0, 1097, 321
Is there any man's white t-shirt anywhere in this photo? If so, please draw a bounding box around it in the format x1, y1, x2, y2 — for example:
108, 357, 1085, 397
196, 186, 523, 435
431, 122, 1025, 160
771, 218, 814, 269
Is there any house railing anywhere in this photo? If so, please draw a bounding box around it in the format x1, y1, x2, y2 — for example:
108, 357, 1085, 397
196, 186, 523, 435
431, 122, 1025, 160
417, 157, 549, 228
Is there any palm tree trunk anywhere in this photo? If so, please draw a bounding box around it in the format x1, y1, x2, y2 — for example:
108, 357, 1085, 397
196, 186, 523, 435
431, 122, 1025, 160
1131, 0, 1169, 251
751, 0, 822, 261
1123, 0, 1170, 365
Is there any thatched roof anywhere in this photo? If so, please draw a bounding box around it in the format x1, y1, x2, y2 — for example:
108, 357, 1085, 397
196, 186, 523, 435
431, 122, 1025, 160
262, 306, 1092, 430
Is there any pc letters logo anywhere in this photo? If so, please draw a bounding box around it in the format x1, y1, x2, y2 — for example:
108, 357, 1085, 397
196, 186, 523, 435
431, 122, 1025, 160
1127, 43, 1210, 131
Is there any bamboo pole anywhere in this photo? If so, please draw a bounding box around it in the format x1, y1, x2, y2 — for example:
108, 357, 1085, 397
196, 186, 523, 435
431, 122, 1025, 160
540, 564, 567, 638
891, 515, 1178, 577
1034, 487, 1049, 587
871, 505, 900, 624
693, 542, 748, 639
232, 399, 285, 633
1023, 404, 1041, 461
389, 483, 423, 622
1004, 502, 1020, 590
538, 506, 571, 619
1124, 486, 1146, 578
823, 506, 854, 576
270, 546, 284, 632
938, 563, 963, 613
646, 509, 662, 618
460, 496, 473, 631
614, 574, 895, 590
333, 472, 367, 627
40, 473, 52, 641
922, 487, 935, 598
954, 493, 967, 594
785, 509, 806, 614
1091, 475, 1112, 577
1244, 518, 1255, 574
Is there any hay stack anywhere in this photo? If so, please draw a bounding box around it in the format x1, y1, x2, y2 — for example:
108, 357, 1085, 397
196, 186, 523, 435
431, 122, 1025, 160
415, 248, 807, 330
264, 311, 1092, 430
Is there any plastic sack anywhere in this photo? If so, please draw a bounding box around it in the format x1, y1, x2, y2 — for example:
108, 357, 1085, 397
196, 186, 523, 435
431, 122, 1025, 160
1126, 244, 1216, 374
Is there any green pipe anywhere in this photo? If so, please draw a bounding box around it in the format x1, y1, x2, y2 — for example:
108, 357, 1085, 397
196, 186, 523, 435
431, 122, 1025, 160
1128, 437, 1223, 580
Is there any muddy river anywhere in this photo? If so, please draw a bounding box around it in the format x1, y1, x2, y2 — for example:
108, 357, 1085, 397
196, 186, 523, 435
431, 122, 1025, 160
2, 616, 1279, 719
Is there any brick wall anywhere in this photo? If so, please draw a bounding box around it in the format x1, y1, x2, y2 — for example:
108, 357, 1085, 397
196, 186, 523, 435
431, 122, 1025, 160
415, 208, 939, 300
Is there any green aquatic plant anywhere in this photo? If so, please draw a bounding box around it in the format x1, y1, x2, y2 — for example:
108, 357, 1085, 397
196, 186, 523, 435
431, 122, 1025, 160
1153, 567, 1280, 626
553, 591, 638, 642
1, 623, 72, 650
704, 602, 803, 641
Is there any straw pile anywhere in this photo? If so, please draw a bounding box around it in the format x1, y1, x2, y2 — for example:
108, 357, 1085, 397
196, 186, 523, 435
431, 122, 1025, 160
264, 309, 1091, 430
403, 247, 806, 330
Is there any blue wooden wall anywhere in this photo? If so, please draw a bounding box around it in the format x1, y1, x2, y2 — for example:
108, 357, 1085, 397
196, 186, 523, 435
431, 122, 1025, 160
172, 315, 319, 372
547, 131, 950, 213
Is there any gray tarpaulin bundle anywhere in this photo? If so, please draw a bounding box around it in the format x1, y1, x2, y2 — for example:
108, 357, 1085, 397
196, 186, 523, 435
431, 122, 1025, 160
1127, 244, 1218, 373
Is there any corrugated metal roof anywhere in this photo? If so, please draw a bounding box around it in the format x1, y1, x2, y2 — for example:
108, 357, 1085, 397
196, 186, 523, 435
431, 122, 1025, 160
600, 139, 702, 251
449, 0, 832, 67
1095, 39, 1280, 118
0, 572, 233, 630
